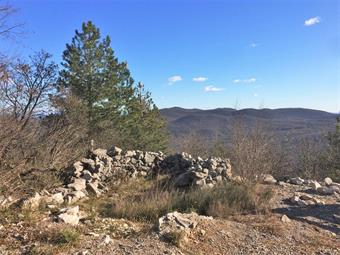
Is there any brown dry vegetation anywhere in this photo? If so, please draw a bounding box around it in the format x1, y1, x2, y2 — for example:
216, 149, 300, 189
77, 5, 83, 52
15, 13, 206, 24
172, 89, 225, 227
83, 178, 273, 224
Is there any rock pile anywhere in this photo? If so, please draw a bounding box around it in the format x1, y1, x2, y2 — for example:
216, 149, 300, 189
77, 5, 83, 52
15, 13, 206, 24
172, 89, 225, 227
290, 193, 325, 206
22, 147, 233, 209
158, 211, 213, 236
262, 175, 340, 197
287, 177, 340, 196
160, 152, 232, 188
56, 205, 86, 225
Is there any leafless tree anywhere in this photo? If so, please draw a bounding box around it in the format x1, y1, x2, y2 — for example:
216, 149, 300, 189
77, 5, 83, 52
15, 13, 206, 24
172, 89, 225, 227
0, 50, 58, 162
0, 2, 23, 39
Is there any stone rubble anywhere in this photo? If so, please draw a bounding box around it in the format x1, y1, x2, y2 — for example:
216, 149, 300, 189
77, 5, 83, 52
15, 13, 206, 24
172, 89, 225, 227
158, 211, 213, 236
289, 193, 325, 206
18, 146, 339, 227
57, 206, 83, 225
21, 147, 233, 210
286, 176, 340, 196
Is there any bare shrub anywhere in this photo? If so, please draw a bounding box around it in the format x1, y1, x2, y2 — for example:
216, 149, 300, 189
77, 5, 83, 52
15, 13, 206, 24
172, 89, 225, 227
37, 94, 89, 169
295, 137, 327, 179
228, 118, 289, 180
173, 130, 210, 157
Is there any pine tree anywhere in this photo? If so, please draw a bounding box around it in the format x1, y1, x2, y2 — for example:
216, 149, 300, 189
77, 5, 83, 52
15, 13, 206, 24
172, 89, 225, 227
58, 21, 168, 151
58, 21, 135, 139
121, 82, 169, 152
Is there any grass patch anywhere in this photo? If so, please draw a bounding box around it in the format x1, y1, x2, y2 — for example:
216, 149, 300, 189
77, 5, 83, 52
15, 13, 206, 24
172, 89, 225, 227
50, 227, 80, 246
100, 181, 273, 223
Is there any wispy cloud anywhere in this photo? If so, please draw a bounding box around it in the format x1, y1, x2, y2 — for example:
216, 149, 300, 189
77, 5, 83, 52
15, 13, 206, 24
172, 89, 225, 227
233, 78, 256, 84
249, 43, 259, 48
304, 16, 321, 26
204, 85, 223, 92
254, 93, 258, 97
244, 78, 256, 83
168, 75, 182, 85
193, 76, 208, 82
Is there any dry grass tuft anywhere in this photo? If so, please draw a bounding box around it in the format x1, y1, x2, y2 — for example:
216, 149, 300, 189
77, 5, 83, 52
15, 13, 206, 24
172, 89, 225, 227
98, 181, 273, 223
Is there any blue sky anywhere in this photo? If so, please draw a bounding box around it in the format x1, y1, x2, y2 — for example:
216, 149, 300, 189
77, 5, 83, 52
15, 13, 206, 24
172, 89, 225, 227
3, 0, 340, 112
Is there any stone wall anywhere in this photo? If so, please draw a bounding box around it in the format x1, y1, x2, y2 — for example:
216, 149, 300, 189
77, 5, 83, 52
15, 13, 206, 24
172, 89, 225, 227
31, 146, 233, 206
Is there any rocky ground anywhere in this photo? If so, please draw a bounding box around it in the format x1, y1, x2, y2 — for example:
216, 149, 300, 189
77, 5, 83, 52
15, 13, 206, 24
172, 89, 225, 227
0, 180, 339, 255
0, 148, 339, 254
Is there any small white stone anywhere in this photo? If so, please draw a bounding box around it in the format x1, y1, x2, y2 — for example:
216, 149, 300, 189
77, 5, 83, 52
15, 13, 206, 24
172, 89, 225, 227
281, 214, 291, 223
324, 177, 333, 186
102, 235, 113, 245
310, 181, 321, 190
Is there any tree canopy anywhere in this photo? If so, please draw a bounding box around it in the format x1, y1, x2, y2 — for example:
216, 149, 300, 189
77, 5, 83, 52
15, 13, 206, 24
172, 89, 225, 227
58, 21, 168, 151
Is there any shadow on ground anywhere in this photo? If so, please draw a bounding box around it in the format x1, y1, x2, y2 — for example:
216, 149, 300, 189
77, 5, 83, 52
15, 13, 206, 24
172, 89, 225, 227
274, 201, 340, 234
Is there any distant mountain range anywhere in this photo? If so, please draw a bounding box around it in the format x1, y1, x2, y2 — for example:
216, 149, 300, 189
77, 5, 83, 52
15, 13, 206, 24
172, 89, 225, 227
160, 107, 339, 144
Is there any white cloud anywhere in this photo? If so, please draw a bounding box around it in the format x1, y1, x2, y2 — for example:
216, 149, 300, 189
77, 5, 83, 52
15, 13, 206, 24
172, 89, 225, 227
204, 85, 223, 92
233, 78, 256, 84
304, 16, 321, 26
254, 93, 258, 97
244, 78, 256, 83
168, 75, 182, 85
193, 76, 208, 82
249, 43, 259, 48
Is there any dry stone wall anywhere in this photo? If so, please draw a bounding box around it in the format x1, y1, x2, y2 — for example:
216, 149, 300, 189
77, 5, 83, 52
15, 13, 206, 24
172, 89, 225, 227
32, 146, 233, 206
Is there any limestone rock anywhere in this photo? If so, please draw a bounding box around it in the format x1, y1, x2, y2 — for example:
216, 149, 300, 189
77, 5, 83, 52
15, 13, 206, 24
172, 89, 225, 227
68, 178, 86, 191
144, 152, 156, 164
281, 214, 291, 223
300, 194, 313, 201
324, 177, 333, 186
262, 174, 277, 184
107, 146, 122, 157
58, 206, 80, 225
92, 148, 108, 158
317, 186, 335, 195
310, 181, 321, 190
101, 235, 113, 245
158, 211, 212, 235
289, 177, 304, 185
86, 182, 101, 196
48, 192, 64, 204
125, 150, 136, 157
